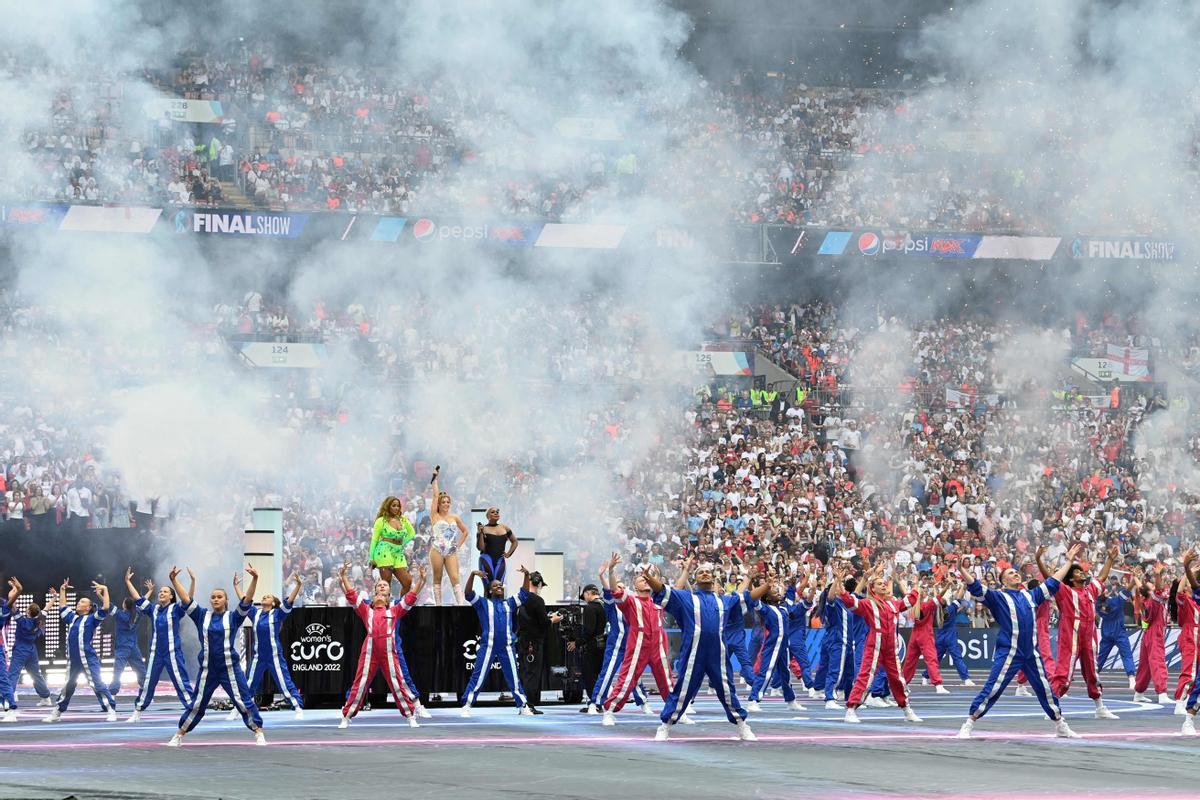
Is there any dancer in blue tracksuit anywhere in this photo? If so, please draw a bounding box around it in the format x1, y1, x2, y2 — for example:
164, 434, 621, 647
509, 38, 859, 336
459, 568, 531, 716
927, 583, 973, 684
816, 574, 856, 708
589, 557, 649, 713
956, 548, 1081, 739
244, 571, 305, 717
124, 567, 196, 721
167, 565, 265, 747
1097, 578, 1136, 686
5, 584, 53, 715
784, 575, 815, 691
643, 557, 755, 742
44, 578, 119, 722
0, 577, 21, 720
743, 568, 805, 711
720, 584, 755, 686
106, 597, 146, 696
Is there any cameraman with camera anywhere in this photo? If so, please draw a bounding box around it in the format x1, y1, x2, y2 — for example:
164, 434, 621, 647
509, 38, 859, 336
515, 567, 562, 714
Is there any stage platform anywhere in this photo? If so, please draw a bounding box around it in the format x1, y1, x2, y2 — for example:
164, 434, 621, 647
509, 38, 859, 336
0, 681, 1196, 800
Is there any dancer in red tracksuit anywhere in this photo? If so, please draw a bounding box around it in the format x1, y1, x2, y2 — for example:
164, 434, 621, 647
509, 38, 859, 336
901, 581, 947, 693
600, 555, 673, 725
337, 563, 428, 729
836, 565, 922, 723
1133, 572, 1170, 703
1036, 544, 1118, 719
1173, 572, 1200, 712
1015, 578, 1057, 694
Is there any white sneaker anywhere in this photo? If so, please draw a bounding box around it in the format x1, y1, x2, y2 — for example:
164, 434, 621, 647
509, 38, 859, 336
1132, 692, 1152, 703
641, 703, 656, 716
37, 697, 55, 707
956, 718, 974, 738
294, 708, 304, 720
43, 709, 61, 723
834, 690, 845, 701
338, 716, 350, 729
225, 709, 240, 721
745, 701, 762, 712
679, 713, 696, 725
1, 710, 17, 723
126, 710, 142, 723
602, 710, 616, 727
825, 700, 845, 710
883, 697, 899, 708
963, 679, 976, 686
787, 700, 807, 711
105, 710, 118, 722
935, 685, 951, 695
1128, 676, 1136, 690
844, 707, 861, 724
1159, 692, 1174, 704
736, 720, 757, 741
865, 696, 888, 709
903, 706, 923, 723
518, 707, 534, 716
408, 716, 419, 728
416, 704, 432, 719
1182, 716, 1197, 736
1176, 700, 1187, 716
654, 723, 670, 741
254, 730, 267, 746
921, 677, 929, 686
1014, 685, 1033, 697
459, 706, 472, 718
1094, 704, 1119, 720
1055, 719, 1082, 739
166, 733, 183, 747
585, 703, 598, 715
807, 688, 819, 699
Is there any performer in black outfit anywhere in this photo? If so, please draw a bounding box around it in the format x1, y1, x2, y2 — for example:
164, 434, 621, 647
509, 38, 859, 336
515, 567, 561, 714
477, 508, 518, 583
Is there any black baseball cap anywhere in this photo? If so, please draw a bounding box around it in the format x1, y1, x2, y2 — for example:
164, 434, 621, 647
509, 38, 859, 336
580, 583, 599, 598
530, 571, 547, 587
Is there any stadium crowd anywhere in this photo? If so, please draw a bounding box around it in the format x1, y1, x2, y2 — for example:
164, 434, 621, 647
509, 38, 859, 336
4, 45, 1182, 233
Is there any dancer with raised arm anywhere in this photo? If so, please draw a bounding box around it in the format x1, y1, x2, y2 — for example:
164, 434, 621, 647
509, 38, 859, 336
1036, 542, 1119, 718
370, 496, 416, 594
459, 567, 532, 716
244, 572, 305, 718
591, 555, 650, 715
166, 566, 265, 747
1131, 568, 1170, 704
1096, 574, 1136, 693
124, 566, 195, 722
105, 594, 146, 698
785, 567, 817, 694
642, 557, 755, 742
5, 579, 54, 716
44, 579, 118, 722
955, 546, 1082, 739
902, 577, 950, 694
1178, 549, 1200, 734
838, 563, 921, 723
0, 577, 21, 720
599, 554, 674, 725
928, 580, 974, 687
429, 466, 469, 605
337, 563, 427, 729
743, 567, 805, 712
1171, 566, 1200, 714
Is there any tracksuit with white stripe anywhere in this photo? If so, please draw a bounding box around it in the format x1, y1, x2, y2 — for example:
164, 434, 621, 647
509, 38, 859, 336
591, 589, 647, 707
746, 592, 796, 703
248, 600, 303, 710
840, 590, 917, 708
132, 598, 195, 711
653, 585, 747, 726
817, 588, 855, 701
966, 577, 1063, 721
341, 589, 419, 719
0, 603, 15, 709
1185, 589, 1200, 713
1174, 590, 1200, 702
177, 599, 263, 733
6, 614, 51, 706
722, 590, 755, 685
1096, 591, 1135, 677
460, 588, 529, 710
106, 607, 146, 694
56, 603, 118, 714
1051, 579, 1104, 700
602, 589, 673, 713
931, 599, 970, 681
